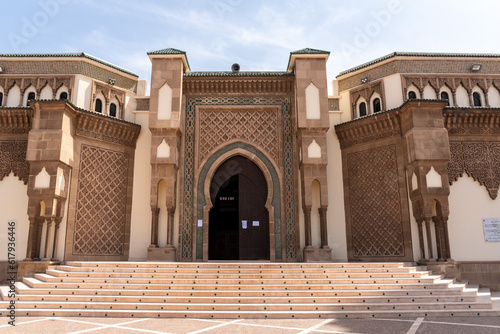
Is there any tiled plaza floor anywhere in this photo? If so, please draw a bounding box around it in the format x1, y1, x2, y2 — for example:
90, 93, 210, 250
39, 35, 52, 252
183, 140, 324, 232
1, 292, 499, 333
1, 316, 500, 334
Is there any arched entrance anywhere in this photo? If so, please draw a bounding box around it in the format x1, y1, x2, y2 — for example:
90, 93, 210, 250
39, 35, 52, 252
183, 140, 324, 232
208, 155, 269, 260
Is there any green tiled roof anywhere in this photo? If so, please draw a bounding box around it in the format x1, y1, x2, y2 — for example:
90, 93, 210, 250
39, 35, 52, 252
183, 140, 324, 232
0, 52, 138, 77
290, 48, 330, 55
337, 51, 500, 77
184, 71, 293, 77
147, 48, 191, 71
147, 48, 186, 55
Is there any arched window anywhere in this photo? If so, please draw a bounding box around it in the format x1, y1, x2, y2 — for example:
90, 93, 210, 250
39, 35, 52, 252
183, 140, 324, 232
372, 98, 381, 113
95, 98, 103, 113
27, 92, 36, 101
440, 92, 450, 106
408, 91, 417, 100
109, 103, 117, 117
359, 102, 367, 117
59, 92, 68, 100
473, 92, 482, 107
0, 92, 3, 106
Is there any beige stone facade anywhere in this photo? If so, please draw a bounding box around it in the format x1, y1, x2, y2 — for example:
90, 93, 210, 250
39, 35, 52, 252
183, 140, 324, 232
0, 50, 499, 289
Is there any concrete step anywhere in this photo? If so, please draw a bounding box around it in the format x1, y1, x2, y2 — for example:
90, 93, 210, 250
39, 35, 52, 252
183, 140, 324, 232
10, 293, 480, 304
51, 265, 420, 274
34, 273, 440, 285
14, 284, 473, 298
4, 300, 492, 312
0, 307, 498, 319
64, 261, 411, 269
46, 269, 428, 279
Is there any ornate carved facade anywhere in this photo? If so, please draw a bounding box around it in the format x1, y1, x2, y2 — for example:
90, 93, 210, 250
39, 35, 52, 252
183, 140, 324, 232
1, 49, 499, 294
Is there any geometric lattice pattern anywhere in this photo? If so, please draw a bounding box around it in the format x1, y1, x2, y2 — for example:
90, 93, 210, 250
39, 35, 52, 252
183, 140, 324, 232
73, 145, 129, 255
183, 96, 295, 261
448, 141, 500, 200
199, 108, 279, 164
347, 145, 405, 257
0, 141, 29, 184
282, 103, 297, 260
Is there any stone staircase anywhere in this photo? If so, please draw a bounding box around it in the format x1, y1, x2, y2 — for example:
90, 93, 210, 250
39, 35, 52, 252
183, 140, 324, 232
0, 261, 496, 319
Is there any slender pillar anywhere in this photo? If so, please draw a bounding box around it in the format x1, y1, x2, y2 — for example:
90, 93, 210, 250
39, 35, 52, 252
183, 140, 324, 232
318, 207, 328, 248
469, 92, 475, 107
303, 206, 312, 247
24, 217, 38, 260
167, 208, 175, 246
43, 219, 53, 260
150, 207, 160, 247
442, 217, 452, 260
34, 217, 45, 260
424, 217, 434, 261
432, 216, 444, 261
452, 90, 458, 107
51, 218, 62, 260
417, 219, 426, 260
484, 90, 491, 107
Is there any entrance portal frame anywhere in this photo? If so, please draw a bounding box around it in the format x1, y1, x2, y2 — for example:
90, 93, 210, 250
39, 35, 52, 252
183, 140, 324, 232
196, 142, 282, 262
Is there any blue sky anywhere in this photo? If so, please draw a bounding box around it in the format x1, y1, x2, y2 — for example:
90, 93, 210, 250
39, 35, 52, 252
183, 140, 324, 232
3, 0, 500, 93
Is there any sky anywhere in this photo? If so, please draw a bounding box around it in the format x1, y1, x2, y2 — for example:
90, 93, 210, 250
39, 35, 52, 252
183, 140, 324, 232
2, 0, 500, 94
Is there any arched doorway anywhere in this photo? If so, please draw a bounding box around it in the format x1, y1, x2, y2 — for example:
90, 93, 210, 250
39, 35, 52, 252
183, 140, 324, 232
208, 155, 269, 260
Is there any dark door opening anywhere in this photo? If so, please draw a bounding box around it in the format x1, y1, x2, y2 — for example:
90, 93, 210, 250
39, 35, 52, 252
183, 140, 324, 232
208, 156, 269, 260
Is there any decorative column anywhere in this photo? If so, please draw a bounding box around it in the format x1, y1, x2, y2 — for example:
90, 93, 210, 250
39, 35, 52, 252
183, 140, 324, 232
42, 219, 53, 260
34, 217, 44, 260
303, 206, 312, 248
51, 217, 62, 260
416, 219, 426, 260
432, 215, 444, 261
442, 216, 452, 260
452, 90, 458, 107
318, 206, 328, 248
167, 207, 175, 246
150, 207, 160, 247
24, 217, 39, 260
424, 217, 434, 261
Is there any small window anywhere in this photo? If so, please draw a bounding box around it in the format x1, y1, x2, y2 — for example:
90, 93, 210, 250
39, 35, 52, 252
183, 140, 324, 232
440, 92, 450, 106
372, 98, 381, 113
408, 91, 417, 100
109, 103, 117, 117
95, 99, 103, 113
0, 92, 3, 106
359, 102, 367, 117
473, 92, 482, 107
59, 92, 68, 100
27, 92, 36, 101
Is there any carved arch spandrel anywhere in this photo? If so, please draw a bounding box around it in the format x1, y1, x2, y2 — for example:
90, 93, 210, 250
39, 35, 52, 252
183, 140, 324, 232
448, 141, 500, 200
0, 141, 29, 184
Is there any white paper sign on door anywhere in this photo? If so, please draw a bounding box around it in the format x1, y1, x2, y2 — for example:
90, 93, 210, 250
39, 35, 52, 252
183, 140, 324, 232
242, 220, 247, 229
252, 221, 259, 227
